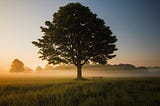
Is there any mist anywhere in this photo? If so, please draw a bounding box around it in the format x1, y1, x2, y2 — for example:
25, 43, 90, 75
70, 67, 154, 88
1, 69, 160, 79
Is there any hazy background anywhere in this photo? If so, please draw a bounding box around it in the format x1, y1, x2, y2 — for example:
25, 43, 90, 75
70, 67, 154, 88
0, 0, 160, 72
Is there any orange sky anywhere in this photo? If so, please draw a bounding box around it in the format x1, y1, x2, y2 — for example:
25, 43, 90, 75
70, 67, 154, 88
0, 0, 160, 72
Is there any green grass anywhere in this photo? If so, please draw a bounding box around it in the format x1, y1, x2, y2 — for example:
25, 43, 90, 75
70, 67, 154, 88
0, 77, 160, 106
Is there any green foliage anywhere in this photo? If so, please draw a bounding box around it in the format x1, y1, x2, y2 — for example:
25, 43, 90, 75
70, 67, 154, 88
32, 3, 117, 78
0, 78, 160, 106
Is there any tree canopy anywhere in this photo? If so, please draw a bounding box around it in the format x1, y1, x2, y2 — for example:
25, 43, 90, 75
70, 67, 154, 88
10, 59, 25, 72
32, 3, 117, 79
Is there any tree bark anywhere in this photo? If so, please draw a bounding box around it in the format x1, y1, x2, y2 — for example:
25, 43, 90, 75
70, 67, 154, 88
77, 64, 82, 79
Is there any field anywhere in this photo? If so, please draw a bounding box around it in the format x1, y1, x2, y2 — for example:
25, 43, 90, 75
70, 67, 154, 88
0, 77, 160, 106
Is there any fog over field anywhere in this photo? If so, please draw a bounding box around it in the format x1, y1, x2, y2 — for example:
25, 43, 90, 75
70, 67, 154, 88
1, 63, 160, 79
1, 69, 160, 79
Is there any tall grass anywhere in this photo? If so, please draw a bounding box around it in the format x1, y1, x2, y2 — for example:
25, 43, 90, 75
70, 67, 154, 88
0, 77, 160, 106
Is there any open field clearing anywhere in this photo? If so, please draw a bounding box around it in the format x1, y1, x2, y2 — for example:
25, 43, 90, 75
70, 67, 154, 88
0, 76, 160, 106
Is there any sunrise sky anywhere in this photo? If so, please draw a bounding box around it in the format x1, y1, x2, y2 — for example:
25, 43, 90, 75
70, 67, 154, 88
0, 0, 160, 72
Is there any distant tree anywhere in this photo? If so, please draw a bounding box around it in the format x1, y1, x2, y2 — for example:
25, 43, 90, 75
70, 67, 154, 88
10, 59, 25, 72
24, 66, 33, 73
32, 3, 117, 79
44, 64, 54, 71
35, 66, 43, 72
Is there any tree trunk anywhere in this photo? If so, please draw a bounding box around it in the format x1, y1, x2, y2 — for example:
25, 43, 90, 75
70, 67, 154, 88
77, 64, 83, 79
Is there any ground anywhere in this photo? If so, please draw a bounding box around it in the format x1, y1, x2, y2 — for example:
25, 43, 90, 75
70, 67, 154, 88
0, 77, 160, 106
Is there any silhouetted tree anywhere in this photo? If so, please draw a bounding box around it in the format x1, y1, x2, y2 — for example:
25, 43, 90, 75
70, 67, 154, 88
32, 3, 117, 79
36, 66, 43, 72
10, 59, 25, 72
44, 64, 54, 71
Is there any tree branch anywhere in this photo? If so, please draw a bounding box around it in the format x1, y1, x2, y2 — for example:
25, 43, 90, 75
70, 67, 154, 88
81, 57, 90, 65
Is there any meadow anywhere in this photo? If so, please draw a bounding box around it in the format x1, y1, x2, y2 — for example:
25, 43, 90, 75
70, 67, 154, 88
0, 76, 160, 106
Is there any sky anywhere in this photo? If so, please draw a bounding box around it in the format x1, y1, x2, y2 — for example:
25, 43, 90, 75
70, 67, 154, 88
0, 0, 160, 71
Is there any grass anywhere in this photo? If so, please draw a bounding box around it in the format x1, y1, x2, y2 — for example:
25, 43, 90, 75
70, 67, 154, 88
0, 77, 160, 106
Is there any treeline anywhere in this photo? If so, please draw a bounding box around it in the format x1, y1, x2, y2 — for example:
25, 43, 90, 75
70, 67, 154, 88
83, 64, 148, 72
9, 59, 150, 73
34, 64, 149, 72
9, 59, 55, 73
53, 64, 148, 72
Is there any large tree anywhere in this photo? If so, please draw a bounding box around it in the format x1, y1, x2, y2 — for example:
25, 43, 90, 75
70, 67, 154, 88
32, 3, 117, 79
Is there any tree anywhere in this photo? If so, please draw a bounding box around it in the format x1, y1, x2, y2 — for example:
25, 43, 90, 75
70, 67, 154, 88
10, 59, 25, 72
32, 3, 117, 79
35, 66, 43, 72
44, 64, 54, 71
